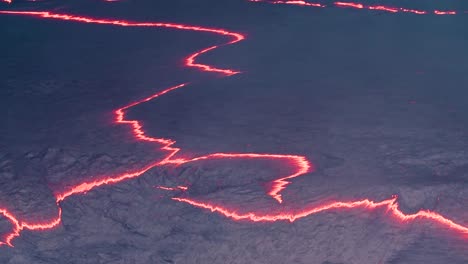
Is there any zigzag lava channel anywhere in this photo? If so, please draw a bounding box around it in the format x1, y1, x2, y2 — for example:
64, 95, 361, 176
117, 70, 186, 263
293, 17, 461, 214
0, 10, 466, 247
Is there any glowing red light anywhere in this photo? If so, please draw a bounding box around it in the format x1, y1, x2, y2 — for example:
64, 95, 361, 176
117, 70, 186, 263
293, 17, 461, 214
400, 8, 427, 15
0, 10, 244, 246
269, 0, 324, 7
172, 196, 468, 235
249, 0, 462, 15
368, 5, 399, 13
434, 10, 457, 15
156, 186, 188, 191
0, 6, 466, 249
334, 2, 363, 9
0, 206, 61, 247
249, 0, 324, 8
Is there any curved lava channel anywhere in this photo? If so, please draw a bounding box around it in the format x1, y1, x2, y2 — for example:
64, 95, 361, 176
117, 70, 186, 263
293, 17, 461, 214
0, 10, 466, 248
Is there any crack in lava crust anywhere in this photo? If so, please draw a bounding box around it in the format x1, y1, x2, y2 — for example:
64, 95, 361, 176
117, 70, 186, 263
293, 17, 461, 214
0, 10, 466, 247
249, 0, 465, 15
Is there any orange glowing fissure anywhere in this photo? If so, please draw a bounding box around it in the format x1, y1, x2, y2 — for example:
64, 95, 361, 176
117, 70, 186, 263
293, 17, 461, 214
248, 0, 465, 15
0, 7, 466, 248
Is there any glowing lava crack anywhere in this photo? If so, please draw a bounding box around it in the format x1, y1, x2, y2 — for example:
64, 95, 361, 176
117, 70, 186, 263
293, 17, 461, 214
249, 0, 465, 15
0, 10, 466, 247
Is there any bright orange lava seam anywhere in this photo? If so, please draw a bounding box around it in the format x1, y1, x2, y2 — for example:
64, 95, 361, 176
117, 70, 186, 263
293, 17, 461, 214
0, 10, 466, 247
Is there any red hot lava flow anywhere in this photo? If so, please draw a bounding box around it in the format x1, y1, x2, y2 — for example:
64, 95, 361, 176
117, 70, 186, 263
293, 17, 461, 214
0, 8, 466, 247
248, 0, 465, 15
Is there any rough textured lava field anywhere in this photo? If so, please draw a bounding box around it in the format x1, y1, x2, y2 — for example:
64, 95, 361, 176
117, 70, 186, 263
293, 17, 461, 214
0, 0, 467, 263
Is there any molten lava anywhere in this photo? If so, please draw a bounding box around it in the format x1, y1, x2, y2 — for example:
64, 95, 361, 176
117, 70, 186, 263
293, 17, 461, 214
0, 3, 467, 249
248, 0, 464, 15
